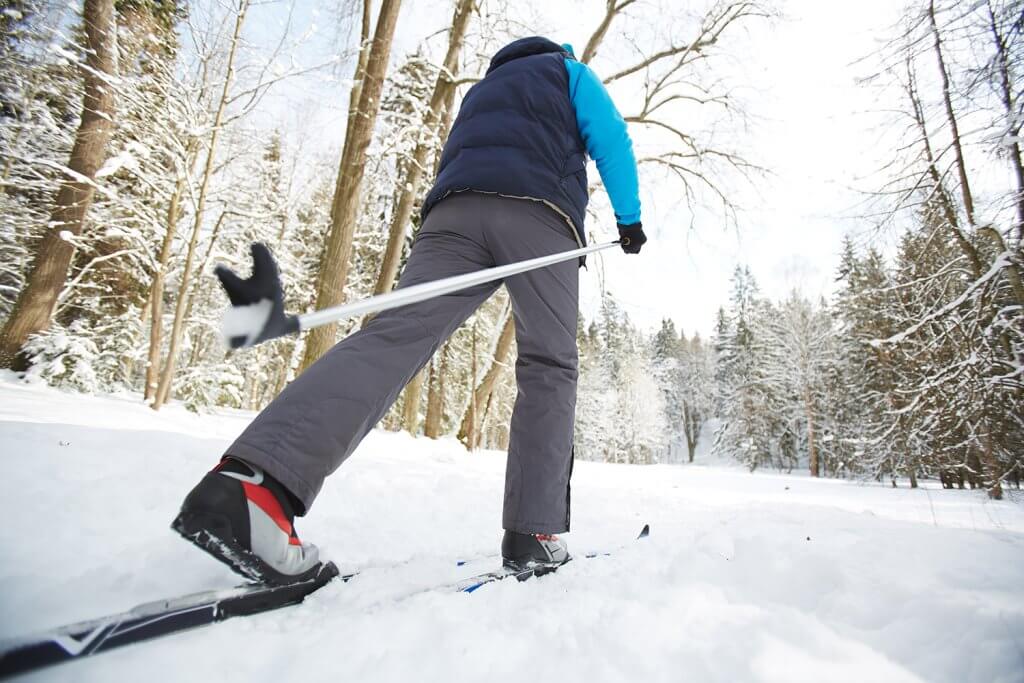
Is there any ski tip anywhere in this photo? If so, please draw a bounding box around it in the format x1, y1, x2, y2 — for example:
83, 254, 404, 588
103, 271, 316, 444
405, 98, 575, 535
638, 524, 650, 539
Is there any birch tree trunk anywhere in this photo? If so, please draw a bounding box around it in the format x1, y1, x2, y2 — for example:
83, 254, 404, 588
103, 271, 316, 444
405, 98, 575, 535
0, 0, 118, 369
300, 0, 403, 371
151, 0, 249, 410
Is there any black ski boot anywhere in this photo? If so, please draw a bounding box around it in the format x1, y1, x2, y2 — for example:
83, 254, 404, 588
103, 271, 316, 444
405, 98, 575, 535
172, 458, 322, 585
501, 531, 571, 571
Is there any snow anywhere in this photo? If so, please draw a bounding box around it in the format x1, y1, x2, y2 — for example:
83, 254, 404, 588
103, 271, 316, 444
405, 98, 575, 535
1, 376, 1023, 683
94, 150, 137, 178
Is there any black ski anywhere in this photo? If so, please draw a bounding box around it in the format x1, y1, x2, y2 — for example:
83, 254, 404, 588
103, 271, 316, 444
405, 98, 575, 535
0, 562, 347, 679
456, 523, 650, 593
0, 525, 649, 677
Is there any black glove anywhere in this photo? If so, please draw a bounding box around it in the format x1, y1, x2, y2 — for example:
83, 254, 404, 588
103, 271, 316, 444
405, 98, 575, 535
215, 243, 299, 349
617, 222, 646, 254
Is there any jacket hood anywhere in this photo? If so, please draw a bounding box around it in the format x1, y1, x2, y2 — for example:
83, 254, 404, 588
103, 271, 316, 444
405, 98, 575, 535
487, 36, 569, 74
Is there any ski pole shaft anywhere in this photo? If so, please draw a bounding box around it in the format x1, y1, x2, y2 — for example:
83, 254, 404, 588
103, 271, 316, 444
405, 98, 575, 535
298, 241, 618, 331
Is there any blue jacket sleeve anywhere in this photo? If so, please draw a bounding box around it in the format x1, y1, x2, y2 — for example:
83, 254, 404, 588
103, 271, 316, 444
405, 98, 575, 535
565, 60, 642, 225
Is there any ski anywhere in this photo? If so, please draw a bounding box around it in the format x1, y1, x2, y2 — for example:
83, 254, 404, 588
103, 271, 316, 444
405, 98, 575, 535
455, 523, 650, 593
0, 525, 649, 677
0, 562, 347, 680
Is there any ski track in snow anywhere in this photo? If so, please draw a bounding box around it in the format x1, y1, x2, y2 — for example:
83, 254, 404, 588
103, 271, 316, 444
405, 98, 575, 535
1, 375, 1022, 683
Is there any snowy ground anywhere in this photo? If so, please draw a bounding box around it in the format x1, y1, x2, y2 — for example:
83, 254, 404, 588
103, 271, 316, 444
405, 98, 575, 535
1, 376, 1023, 683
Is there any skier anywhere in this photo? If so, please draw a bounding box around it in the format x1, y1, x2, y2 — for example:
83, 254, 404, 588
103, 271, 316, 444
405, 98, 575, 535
172, 36, 645, 585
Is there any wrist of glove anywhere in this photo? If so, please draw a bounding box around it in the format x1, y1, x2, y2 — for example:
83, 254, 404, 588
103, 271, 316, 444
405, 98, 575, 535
617, 222, 646, 254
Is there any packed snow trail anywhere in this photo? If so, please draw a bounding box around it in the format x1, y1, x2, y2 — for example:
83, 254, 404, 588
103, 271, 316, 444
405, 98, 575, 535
1, 375, 1022, 683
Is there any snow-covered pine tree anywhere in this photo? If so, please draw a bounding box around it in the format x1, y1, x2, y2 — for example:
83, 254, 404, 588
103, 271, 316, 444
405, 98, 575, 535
575, 311, 618, 462
712, 266, 783, 470
652, 319, 686, 462
679, 331, 715, 463
574, 296, 665, 464
832, 239, 899, 480
763, 292, 838, 477
861, 0, 1024, 495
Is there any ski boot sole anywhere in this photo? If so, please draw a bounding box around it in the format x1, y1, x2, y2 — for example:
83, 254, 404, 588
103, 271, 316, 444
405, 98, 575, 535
171, 510, 322, 586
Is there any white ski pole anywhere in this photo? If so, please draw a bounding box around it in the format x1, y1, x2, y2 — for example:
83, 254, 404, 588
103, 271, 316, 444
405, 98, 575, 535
219, 240, 620, 349
300, 240, 617, 330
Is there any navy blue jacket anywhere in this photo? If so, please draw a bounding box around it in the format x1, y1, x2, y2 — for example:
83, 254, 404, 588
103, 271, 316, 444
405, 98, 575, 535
422, 37, 592, 244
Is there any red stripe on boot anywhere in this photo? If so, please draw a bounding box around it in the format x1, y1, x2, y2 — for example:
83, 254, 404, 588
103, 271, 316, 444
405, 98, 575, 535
242, 482, 293, 536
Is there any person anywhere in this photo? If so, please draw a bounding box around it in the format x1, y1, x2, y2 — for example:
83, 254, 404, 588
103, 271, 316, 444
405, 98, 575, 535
172, 36, 646, 585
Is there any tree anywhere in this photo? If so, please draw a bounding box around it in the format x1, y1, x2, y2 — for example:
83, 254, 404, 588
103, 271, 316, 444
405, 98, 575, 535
150, 0, 249, 410
370, 0, 474, 298
763, 293, 836, 477
679, 332, 715, 463
0, 0, 118, 369
1, 1, 81, 318
861, 0, 1024, 497
300, 0, 404, 371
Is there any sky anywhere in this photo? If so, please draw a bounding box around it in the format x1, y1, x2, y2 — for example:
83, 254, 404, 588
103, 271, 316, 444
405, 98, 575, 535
239, 0, 908, 339
569, 0, 905, 337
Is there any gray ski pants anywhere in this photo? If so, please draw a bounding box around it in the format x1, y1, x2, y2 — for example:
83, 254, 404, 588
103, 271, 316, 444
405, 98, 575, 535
227, 193, 579, 534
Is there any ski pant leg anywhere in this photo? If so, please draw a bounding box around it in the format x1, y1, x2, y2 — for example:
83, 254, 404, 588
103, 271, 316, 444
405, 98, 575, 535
227, 196, 498, 512
482, 197, 581, 535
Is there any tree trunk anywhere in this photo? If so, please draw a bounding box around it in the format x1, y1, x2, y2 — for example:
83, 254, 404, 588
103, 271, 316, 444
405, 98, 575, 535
401, 367, 426, 435
682, 402, 699, 463
300, 0, 404, 371
144, 172, 189, 401
0, 0, 118, 369
985, 0, 1024, 242
928, 0, 976, 227
458, 311, 514, 447
466, 321, 479, 449
805, 390, 819, 477
981, 420, 1003, 500
151, 0, 249, 410
369, 0, 473, 300
424, 343, 448, 438
905, 61, 983, 278
343, 0, 373, 151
